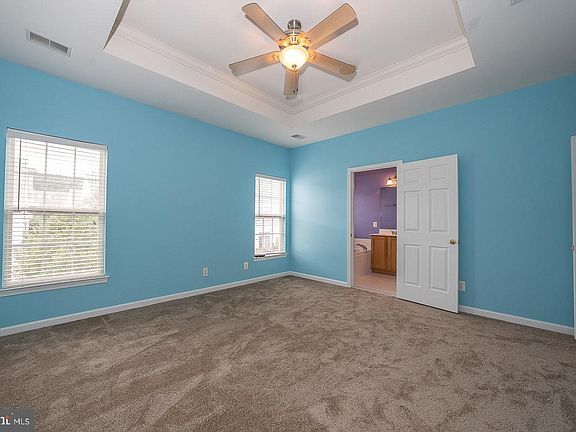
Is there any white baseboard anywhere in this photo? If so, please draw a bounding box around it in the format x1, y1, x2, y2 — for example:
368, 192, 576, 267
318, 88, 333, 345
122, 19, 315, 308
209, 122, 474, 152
3, 271, 572, 338
0, 272, 291, 337
459, 306, 574, 336
288, 271, 349, 287
289, 273, 574, 336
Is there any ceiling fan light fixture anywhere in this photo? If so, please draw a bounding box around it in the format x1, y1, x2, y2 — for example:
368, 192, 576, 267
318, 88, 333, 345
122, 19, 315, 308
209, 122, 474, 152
231, 3, 358, 97
279, 45, 309, 70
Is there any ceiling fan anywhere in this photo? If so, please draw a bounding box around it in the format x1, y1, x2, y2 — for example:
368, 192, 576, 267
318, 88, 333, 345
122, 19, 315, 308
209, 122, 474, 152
229, 3, 358, 98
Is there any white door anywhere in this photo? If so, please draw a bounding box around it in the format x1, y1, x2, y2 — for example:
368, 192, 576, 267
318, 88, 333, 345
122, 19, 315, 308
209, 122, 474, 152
397, 155, 459, 312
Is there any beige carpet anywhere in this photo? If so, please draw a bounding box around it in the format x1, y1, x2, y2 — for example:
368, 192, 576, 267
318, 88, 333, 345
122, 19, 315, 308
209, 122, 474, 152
1, 276, 575, 432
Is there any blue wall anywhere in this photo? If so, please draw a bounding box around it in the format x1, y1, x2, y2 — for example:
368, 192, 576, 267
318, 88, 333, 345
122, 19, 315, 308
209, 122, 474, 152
1, 57, 575, 330
291, 74, 576, 327
0, 59, 290, 328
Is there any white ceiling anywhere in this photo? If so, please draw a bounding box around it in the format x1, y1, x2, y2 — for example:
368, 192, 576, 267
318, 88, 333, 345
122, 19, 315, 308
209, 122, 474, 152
104, 0, 474, 128
0, 0, 574, 147
121, 0, 465, 103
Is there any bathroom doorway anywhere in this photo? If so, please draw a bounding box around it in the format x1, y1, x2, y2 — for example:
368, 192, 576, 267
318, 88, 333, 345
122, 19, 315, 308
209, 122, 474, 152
348, 156, 459, 312
348, 161, 400, 296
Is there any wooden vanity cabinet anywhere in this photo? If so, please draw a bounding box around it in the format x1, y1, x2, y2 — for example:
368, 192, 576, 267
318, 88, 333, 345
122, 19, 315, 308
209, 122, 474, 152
371, 235, 397, 275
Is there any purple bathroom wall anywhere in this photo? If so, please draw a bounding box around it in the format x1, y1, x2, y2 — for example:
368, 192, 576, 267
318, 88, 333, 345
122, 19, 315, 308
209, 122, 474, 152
354, 167, 397, 238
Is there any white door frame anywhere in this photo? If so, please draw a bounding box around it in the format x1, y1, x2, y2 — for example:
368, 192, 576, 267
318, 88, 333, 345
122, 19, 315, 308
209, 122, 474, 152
571, 136, 576, 339
347, 160, 403, 288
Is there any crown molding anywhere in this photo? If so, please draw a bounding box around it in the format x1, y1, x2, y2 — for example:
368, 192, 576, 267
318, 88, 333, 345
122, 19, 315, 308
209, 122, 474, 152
295, 36, 471, 113
105, 23, 294, 125
104, 24, 474, 128
293, 36, 474, 123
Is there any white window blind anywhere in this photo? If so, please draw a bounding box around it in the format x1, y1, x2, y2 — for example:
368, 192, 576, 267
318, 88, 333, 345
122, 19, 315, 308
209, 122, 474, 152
255, 174, 286, 257
3, 129, 108, 290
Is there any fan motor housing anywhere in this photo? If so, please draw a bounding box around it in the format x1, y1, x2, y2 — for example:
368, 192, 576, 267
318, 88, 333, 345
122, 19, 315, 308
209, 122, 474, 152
280, 20, 310, 49
287, 19, 302, 30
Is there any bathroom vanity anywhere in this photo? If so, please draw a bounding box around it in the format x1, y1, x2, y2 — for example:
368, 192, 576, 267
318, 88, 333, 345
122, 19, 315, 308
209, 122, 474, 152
370, 234, 397, 275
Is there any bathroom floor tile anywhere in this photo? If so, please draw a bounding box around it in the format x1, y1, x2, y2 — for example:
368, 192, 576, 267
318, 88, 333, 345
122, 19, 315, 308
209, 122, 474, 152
354, 272, 396, 296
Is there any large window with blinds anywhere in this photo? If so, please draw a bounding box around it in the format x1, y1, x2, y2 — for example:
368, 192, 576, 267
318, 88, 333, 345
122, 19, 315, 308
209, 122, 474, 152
254, 174, 286, 258
3, 129, 108, 291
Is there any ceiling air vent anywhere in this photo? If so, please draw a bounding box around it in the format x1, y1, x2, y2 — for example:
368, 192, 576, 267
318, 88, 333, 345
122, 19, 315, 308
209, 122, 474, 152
510, 0, 525, 5
26, 30, 71, 56
291, 134, 306, 140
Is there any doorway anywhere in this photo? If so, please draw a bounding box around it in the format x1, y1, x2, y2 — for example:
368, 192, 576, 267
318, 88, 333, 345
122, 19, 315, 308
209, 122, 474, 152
348, 155, 460, 313
348, 161, 400, 297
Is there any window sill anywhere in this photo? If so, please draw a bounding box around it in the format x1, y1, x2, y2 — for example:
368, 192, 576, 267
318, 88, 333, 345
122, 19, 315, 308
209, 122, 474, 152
254, 253, 287, 262
0, 275, 109, 297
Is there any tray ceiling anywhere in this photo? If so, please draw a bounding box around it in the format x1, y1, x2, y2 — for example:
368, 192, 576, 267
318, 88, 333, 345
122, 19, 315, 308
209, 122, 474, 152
104, 0, 475, 125
119, 0, 467, 103
0, 0, 574, 147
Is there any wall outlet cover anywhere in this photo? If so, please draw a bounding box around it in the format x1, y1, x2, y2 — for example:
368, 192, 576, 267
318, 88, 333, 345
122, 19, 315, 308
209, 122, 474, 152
202, 267, 209, 277
243, 262, 249, 270
372, 221, 378, 228
458, 280, 465, 291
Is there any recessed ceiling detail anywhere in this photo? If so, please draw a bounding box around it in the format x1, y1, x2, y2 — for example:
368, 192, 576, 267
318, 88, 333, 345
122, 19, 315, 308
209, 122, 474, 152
104, 0, 475, 129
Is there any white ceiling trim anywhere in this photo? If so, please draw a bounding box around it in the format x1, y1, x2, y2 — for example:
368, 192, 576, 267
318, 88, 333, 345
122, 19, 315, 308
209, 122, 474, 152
104, 23, 294, 125
295, 36, 471, 113
104, 21, 474, 128
293, 36, 475, 123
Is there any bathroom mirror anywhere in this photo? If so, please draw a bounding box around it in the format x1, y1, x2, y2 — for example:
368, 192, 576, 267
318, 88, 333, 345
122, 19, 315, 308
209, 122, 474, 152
379, 187, 397, 229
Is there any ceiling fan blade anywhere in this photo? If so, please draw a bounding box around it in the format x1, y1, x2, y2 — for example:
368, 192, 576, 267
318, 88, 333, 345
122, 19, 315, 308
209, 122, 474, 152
229, 52, 279, 76
242, 3, 286, 42
307, 3, 358, 49
309, 52, 356, 80
284, 69, 299, 97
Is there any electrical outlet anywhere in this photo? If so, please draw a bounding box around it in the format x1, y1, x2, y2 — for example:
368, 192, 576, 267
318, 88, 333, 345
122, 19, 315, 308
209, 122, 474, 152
372, 221, 378, 228
202, 267, 208, 277
243, 262, 249, 270
458, 280, 465, 291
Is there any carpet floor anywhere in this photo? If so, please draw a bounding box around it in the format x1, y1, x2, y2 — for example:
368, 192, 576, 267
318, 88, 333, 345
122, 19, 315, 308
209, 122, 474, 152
1, 276, 575, 431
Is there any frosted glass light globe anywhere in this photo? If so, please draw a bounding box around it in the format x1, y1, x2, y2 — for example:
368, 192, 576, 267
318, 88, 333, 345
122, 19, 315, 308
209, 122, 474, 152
279, 45, 309, 70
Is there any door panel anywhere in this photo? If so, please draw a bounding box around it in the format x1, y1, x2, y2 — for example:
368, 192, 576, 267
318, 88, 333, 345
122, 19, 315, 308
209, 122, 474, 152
404, 244, 421, 287
404, 168, 420, 185
430, 189, 448, 232
430, 246, 449, 292
404, 191, 421, 231
397, 155, 459, 312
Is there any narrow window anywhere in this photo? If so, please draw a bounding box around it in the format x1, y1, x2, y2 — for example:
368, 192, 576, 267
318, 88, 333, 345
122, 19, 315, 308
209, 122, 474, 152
254, 175, 286, 258
3, 129, 108, 291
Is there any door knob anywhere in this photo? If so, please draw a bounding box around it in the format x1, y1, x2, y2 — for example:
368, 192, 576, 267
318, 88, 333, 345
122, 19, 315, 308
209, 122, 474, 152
449, 239, 457, 245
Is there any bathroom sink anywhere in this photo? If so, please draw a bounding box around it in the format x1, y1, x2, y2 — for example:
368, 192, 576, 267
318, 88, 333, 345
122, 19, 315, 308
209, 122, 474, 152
378, 229, 397, 236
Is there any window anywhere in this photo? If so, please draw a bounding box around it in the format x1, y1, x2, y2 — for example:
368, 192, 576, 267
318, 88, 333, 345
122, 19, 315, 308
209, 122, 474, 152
254, 174, 286, 258
3, 129, 108, 292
